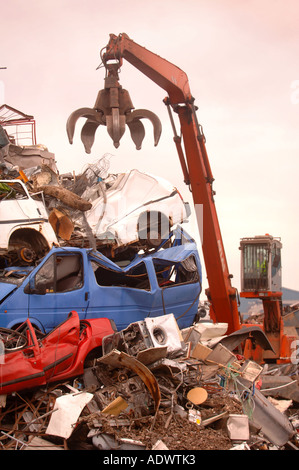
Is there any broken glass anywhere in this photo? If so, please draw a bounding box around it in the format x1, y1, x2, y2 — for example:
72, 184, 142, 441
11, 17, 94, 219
154, 255, 199, 287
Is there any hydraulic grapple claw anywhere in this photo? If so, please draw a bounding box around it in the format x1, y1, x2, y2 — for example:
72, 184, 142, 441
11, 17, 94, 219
66, 61, 162, 152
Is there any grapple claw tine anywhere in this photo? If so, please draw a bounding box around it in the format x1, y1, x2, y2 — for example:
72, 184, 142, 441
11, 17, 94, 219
66, 108, 103, 145
127, 119, 145, 150
126, 109, 162, 146
106, 108, 126, 148
81, 120, 101, 154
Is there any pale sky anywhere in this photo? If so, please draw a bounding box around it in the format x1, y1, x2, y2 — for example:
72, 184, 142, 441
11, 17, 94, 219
1, 0, 299, 295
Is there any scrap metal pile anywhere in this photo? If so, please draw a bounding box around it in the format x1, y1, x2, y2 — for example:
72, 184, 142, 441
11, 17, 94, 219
1, 115, 299, 451
1, 314, 299, 451
0, 136, 191, 266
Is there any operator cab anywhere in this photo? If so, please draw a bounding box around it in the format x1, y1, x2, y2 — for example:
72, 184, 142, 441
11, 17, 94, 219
240, 235, 282, 296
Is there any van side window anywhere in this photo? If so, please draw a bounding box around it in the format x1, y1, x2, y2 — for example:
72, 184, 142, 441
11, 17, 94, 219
35, 254, 83, 293
154, 255, 199, 287
91, 261, 150, 290
35, 256, 55, 292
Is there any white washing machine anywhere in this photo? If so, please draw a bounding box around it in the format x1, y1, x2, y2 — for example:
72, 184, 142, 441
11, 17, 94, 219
144, 314, 182, 355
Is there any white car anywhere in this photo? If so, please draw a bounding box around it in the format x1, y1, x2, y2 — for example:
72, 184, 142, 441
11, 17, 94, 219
0, 179, 58, 266
80, 169, 191, 253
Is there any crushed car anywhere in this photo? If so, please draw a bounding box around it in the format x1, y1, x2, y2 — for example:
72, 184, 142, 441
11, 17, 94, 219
74, 167, 191, 254
1, 158, 192, 264
41, 163, 192, 259
0, 227, 202, 333
0, 179, 58, 267
0, 310, 115, 395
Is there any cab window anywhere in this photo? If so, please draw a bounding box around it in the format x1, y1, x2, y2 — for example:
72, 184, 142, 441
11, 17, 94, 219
35, 253, 83, 293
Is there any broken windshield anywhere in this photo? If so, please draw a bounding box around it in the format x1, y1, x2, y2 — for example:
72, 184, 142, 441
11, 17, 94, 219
0, 266, 33, 286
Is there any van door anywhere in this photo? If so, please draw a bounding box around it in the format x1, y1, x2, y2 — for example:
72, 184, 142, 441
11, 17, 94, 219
153, 252, 202, 329
26, 251, 89, 332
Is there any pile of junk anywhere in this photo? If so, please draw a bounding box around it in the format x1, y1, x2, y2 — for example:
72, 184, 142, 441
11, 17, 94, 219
0, 110, 191, 268
1, 109, 299, 451
1, 313, 299, 451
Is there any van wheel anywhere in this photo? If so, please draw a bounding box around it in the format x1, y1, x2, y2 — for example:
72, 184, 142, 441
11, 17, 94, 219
8, 228, 50, 265
17, 246, 36, 263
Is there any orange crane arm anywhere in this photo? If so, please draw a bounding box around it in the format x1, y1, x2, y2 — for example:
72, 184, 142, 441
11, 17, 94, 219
102, 33, 192, 105
103, 33, 240, 334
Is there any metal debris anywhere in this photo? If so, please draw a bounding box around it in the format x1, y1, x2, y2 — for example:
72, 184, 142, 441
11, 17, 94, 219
0, 142, 191, 266
0, 112, 298, 451
0, 314, 298, 451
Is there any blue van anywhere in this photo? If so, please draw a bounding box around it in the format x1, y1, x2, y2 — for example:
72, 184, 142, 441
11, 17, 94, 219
0, 227, 202, 333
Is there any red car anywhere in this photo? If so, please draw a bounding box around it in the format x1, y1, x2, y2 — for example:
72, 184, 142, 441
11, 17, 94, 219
0, 310, 115, 395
